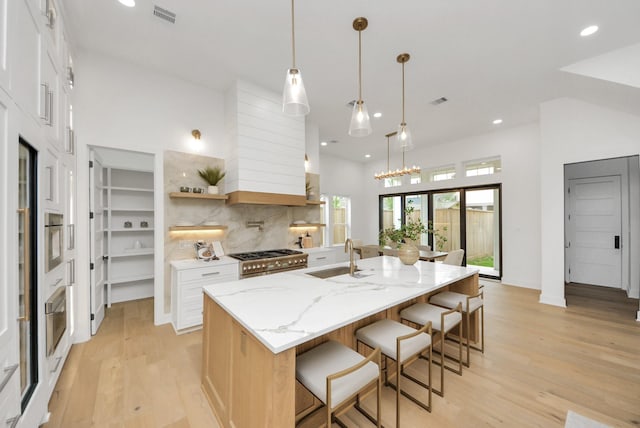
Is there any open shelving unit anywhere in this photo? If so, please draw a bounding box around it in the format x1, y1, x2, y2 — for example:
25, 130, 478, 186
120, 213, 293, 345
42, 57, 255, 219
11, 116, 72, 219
104, 167, 155, 306
169, 225, 228, 232
305, 200, 325, 205
169, 192, 228, 200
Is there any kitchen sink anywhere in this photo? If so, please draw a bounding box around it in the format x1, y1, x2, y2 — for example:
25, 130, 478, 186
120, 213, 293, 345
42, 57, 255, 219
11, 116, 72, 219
306, 266, 361, 279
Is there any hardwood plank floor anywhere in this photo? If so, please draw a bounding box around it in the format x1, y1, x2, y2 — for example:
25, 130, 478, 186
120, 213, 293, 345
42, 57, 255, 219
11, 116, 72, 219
45, 282, 640, 427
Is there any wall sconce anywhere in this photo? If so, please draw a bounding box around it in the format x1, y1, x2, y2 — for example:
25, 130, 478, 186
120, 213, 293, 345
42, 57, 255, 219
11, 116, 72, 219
192, 129, 201, 140
304, 154, 309, 172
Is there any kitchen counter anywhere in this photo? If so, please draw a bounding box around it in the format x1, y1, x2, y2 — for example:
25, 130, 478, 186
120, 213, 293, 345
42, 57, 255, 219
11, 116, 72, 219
203, 256, 478, 354
201, 256, 479, 427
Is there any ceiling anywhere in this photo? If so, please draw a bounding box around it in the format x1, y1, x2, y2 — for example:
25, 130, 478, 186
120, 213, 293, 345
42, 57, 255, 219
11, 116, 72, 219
60, 0, 640, 162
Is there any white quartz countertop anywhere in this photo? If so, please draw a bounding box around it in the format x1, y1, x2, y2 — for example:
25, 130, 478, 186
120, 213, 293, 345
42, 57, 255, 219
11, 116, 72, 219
170, 256, 239, 270
203, 256, 478, 354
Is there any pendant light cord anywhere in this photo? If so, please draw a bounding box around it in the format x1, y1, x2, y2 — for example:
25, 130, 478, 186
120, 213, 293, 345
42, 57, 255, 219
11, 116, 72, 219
358, 29, 362, 102
291, 0, 296, 68
387, 136, 390, 171
401, 61, 405, 124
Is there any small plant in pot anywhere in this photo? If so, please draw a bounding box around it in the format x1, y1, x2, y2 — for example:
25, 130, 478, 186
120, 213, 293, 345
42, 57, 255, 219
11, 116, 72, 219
198, 166, 226, 195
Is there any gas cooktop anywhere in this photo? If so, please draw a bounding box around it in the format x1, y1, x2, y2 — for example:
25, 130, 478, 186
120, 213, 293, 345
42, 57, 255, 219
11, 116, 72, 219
228, 249, 303, 261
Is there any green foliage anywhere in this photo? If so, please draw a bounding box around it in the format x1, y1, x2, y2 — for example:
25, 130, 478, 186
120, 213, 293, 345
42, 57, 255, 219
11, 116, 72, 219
198, 166, 226, 186
379, 202, 448, 250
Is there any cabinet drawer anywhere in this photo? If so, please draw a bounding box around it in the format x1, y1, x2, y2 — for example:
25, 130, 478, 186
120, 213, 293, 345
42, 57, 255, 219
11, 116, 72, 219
179, 265, 237, 283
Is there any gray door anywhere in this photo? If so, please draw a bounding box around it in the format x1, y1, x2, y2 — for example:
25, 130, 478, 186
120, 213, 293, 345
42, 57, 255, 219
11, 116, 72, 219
567, 176, 622, 288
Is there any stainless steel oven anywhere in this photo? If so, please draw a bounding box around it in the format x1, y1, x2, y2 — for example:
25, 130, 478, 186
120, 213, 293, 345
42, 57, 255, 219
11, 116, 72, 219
45, 286, 66, 356
45, 212, 64, 272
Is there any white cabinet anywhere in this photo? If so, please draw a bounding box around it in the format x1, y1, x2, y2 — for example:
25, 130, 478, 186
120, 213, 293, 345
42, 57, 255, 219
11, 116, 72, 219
304, 248, 336, 268
41, 145, 61, 212
171, 259, 239, 333
12, 0, 42, 122
41, 48, 60, 147
104, 167, 155, 305
0, 0, 9, 89
0, 349, 20, 428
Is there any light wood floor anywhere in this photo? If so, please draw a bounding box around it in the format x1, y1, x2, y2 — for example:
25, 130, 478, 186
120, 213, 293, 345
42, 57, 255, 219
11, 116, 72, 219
45, 282, 640, 428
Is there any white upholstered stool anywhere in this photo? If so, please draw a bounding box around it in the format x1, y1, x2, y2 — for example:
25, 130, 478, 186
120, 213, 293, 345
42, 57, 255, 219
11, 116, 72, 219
400, 302, 463, 396
355, 319, 432, 428
429, 290, 484, 367
296, 340, 382, 427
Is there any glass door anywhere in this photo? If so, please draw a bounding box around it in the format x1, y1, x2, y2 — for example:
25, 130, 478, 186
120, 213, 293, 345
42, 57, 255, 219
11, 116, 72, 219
405, 194, 429, 248
18, 139, 38, 409
432, 191, 461, 252
466, 187, 501, 277
379, 195, 402, 244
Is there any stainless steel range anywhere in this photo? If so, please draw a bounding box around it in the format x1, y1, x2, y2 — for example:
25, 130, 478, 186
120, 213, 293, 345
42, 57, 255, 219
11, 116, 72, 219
228, 249, 308, 278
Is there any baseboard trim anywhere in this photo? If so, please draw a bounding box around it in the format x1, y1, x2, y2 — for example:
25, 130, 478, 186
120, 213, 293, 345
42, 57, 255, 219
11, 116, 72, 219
539, 293, 567, 308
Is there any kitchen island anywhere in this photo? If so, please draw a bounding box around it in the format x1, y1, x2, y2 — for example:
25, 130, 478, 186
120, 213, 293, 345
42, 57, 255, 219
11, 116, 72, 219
201, 256, 479, 427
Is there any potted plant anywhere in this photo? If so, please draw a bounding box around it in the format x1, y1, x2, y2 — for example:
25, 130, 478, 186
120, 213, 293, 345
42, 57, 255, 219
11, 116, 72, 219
379, 203, 447, 264
198, 166, 226, 195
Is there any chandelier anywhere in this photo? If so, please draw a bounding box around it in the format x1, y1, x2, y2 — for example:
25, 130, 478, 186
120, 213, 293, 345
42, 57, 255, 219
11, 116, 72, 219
374, 132, 420, 180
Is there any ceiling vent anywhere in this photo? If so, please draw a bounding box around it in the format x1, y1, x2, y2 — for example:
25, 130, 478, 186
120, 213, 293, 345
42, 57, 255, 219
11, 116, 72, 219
430, 97, 448, 106
153, 5, 176, 24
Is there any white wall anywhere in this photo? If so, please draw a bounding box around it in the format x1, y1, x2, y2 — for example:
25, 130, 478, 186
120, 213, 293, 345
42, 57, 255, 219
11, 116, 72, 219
319, 154, 367, 261
540, 98, 640, 307
74, 51, 226, 341
360, 123, 542, 289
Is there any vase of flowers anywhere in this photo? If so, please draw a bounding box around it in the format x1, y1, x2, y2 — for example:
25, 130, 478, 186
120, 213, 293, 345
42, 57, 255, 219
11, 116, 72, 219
379, 203, 446, 265
198, 166, 226, 195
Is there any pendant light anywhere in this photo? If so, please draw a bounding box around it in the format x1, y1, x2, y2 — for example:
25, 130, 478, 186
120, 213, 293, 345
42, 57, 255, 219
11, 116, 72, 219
282, 0, 310, 116
396, 53, 413, 151
374, 131, 420, 180
348, 17, 372, 137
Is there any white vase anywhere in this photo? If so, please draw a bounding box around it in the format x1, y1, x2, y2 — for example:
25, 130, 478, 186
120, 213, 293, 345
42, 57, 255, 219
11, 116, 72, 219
208, 185, 219, 195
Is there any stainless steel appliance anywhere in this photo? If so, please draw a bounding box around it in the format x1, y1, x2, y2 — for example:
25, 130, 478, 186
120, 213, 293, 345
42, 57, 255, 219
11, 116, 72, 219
45, 286, 66, 357
44, 212, 64, 272
228, 249, 308, 278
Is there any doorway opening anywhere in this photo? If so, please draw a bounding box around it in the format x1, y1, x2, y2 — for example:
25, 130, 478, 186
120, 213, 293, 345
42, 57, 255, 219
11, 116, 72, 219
564, 155, 640, 300
88, 146, 156, 334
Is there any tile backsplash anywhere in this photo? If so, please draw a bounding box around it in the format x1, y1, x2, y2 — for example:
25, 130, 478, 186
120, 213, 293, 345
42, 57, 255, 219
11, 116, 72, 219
163, 150, 322, 311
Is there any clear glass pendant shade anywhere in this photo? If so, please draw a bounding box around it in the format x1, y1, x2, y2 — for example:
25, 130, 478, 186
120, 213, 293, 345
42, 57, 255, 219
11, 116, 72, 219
348, 100, 372, 137
396, 123, 413, 151
282, 68, 310, 116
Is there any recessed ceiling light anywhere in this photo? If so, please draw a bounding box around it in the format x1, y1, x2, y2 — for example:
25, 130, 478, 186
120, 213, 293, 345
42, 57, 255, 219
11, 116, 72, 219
580, 25, 598, 37
118, 0, 135, 6
320, 141, 328, 146
365, 154, 371, 158
492, 118, 503, 125
373, 112, 382, 118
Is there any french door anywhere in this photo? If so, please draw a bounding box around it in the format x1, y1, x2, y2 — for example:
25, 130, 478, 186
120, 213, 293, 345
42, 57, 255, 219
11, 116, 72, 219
380, 184, 502, 278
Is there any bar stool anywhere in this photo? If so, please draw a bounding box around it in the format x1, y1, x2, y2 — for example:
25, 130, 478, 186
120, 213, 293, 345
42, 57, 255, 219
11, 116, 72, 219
429, 290, 484, 367
296, 340, 382, 427
355, 319, 432, 428
400, 302, 463, 396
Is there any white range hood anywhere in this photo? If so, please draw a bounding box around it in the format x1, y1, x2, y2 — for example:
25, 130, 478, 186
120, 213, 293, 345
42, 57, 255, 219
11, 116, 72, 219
224, 80, 307, 206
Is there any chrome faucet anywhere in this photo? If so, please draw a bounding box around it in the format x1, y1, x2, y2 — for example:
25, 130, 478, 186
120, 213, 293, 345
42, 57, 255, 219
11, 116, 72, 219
345, 238, 358, 276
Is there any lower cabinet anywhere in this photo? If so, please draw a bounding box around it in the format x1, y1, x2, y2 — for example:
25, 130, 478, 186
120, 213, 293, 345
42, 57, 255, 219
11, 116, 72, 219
304, 248, 336, 268
171, 258, 239, 333
0, 348, 20, 428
